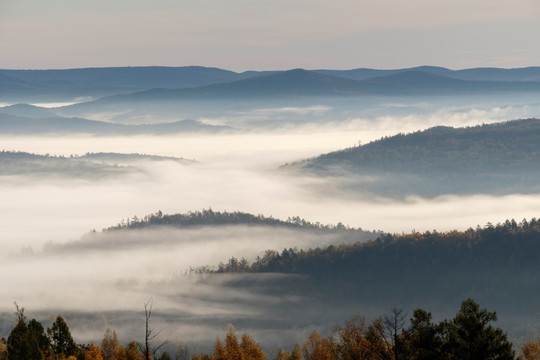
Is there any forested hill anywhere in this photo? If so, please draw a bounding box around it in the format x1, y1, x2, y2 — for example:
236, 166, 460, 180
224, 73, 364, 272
288, 118, 540, 197
297, 118, 540, 173
0, 150, 133, 178
212, 217, 540, 315
218, 217, 540, 273
104, 209, 377, 236
0, 151, 191, 178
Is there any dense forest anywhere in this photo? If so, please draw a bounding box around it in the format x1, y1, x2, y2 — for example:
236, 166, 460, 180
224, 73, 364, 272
4, 214, 540, 359
289, 118, 540, 197
5, 298, 540, 360
207, 216, 540, 326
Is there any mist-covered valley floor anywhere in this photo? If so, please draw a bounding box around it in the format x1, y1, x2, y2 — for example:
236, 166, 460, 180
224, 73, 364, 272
2, 89, 540, 352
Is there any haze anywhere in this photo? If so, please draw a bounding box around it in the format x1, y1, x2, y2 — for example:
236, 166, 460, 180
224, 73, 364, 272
1, 0, 539, 70
2, 0, 540, 350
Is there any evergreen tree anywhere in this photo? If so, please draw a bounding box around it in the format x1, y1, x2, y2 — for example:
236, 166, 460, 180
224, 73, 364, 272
6, 304, 43, 360
401, 309, 444, 360
28, 319, 51, 358
47, 316, 78, 358
443, 298, 515, 360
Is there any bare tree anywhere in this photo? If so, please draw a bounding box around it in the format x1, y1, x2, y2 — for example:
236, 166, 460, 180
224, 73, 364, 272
383, 308, 406, 360
175, 343, 190, 360
13, 302, 25, 323
139, 298, 169, 360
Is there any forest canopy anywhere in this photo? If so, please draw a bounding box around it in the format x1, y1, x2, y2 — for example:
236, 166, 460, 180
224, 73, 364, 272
289, 118, 540, 197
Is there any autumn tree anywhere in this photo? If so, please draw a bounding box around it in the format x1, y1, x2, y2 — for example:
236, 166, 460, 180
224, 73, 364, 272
520, 338, 540, 360
332, 315, 373, 360
224, 326, 244, 360
363, 318, 393, 360
302, 331, 335, 360
118, 341, 142, 360
273, 345, 300, 360
240, 333, 266, 360
199, 325, 266, 360
329, 313, 402, 360
86, 343, 104, 360
101, 329, 120, 360
213, 338, 227, 360
0, 338, 7, 360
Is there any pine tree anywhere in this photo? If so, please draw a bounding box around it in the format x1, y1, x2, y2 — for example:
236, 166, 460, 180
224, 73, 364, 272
47, 316, 78, 358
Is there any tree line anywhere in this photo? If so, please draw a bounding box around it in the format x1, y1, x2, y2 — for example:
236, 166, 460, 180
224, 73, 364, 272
303, 119, 540, 174
204, 217, 540, 342
3, 299, 540, 360
104, 209, 378, 238
212, 216, 540, 278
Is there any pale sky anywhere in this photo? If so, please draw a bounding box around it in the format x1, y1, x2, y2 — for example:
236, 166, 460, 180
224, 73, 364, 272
1, 0, 539, 71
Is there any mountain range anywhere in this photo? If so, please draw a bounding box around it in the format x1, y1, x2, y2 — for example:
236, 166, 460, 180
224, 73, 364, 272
56, 68, 540, 104
2, 65, 540, 102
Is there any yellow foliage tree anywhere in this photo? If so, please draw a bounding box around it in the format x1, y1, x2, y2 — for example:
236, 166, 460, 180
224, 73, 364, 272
214, 338, 227, 360
118, 341, 142, 360
225, 326, 245, 360
0, 338, 7, 360
209, 325, 266, 360
240, 333, 266, 360
520, 339, 540, 360
101, 329, 120, 360
87, 343, 104, 360
274, 345, 300, 360
302, 331, 336, 360
274, 349, 290, 360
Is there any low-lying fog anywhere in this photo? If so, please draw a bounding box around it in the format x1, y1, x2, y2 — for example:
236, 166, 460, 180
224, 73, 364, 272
1, 103, 540, 349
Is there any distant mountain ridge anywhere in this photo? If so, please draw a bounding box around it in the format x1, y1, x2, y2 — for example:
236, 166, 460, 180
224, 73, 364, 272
2, 65, 540, 102
0, 103, 56, 118
70, 69, 540, 108
0, 112, 231, 135
318, 65, 540, 81
98, 69, 370, 102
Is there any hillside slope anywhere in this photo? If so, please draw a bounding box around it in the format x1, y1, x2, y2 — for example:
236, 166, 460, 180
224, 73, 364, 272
289, 118, 540, 198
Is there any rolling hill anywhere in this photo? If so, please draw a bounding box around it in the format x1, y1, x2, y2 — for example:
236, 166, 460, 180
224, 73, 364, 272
3, 66, 540, 104
0, 151, 193, 179
287, 118, 540, 198
68, 69, 540, 108
0, 66, 251, 101
0, 112, 231, 135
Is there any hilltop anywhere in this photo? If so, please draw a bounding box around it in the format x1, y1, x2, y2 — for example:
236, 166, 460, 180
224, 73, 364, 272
287, 118, 540, 198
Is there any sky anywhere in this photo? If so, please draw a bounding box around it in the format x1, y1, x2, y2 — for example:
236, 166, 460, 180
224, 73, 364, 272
1, 0, 539, 71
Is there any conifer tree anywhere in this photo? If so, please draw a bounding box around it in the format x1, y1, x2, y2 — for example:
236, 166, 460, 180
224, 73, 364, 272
47, 315, 78, 358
